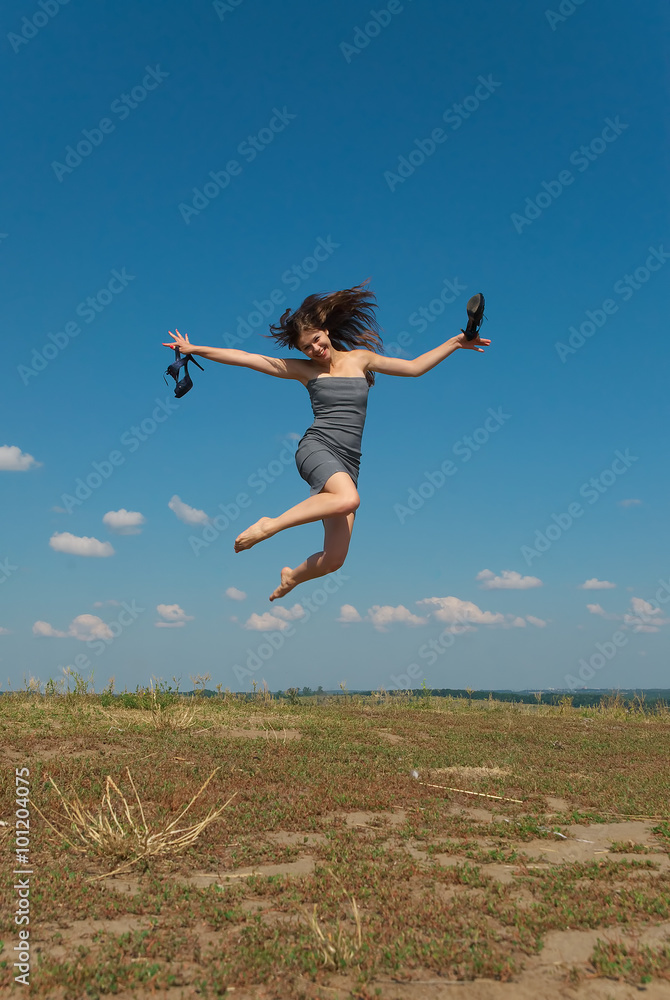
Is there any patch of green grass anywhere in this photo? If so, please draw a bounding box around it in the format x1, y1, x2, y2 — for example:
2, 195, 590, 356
2, 692, 670, 997
609, 841, 652, 854
588, 937, 670, 985
652, 821, 670, 854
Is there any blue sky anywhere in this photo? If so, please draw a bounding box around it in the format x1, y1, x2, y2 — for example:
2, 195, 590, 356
2, 0, 668, 694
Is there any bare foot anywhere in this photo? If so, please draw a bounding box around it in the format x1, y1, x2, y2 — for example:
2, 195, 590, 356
269, 566, 296, 601
234, 517, 274, 552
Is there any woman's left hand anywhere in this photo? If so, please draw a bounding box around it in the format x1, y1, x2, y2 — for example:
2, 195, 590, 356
162, 328, 193, 353
454, 332, 491, 352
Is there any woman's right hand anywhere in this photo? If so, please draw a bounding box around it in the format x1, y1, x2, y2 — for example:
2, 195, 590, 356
162, 328, 195, 353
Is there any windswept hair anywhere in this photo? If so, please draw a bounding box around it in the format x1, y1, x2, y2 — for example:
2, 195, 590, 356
264, 278, 385, 386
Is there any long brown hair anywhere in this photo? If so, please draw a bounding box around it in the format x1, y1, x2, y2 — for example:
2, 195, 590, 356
264, 278, 385, 386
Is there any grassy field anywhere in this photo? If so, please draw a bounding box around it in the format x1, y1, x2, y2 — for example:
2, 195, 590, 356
1, 687, 669, 999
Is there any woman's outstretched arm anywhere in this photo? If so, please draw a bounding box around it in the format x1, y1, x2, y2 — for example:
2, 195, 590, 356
412, 330, 490, 376
163, 329, 253, 366
162, 329, 306, 380
363, 330, 491, 378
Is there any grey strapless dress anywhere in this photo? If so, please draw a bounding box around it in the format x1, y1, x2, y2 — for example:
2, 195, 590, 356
295, 377, 370, 496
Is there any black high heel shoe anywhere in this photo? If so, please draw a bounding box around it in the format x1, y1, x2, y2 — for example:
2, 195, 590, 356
164, 347, 204, 398
461, 293, 486, 341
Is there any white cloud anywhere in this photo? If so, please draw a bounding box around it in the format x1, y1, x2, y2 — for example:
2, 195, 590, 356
348, 593, 548, 634
156, 604, 193, 624
32, 615, 113, 641
338, 604, 362, 623
235, 604, 305, 631
33, 620, 67, 638
623, 597, 670, 632
580, 578, 616, 590
629, 597, 664, 619
168, 495, 209, 525
103, 509, 146, 534
155, 621, 185, 629
417, 595, 505, 627
67, 615, 114, 641
0, 445, 41, 472
583, 596, 670, 633
270, 604, 305, 621
366, 605, 429, 632
586, 604, 622, 622
243, 612, 293, 631
93, 600, 120, 608
476, 569, 542, 590
619, 498, 642, 508
0, 626, 11, 635
225, 587, 247, 601
49, 533, 114, 557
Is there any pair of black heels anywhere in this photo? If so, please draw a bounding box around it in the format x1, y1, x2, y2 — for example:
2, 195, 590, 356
164, 348, 204, 398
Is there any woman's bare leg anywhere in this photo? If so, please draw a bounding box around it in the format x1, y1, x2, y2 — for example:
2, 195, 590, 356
269, 512, 355, 601
268, 550, 333, 602
234, 473, 358, 552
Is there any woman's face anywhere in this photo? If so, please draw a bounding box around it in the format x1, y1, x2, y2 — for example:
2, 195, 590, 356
298, 328, 331, 361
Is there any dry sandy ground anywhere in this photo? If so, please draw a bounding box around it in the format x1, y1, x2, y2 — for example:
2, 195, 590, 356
10, 726, 670, 999
57, 804, 667, 1000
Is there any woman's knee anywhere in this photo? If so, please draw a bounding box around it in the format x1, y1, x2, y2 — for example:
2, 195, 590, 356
320, 552, 346, 574
334, 491, 359, 515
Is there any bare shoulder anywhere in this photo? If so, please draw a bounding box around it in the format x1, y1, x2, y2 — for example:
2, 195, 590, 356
284, 358, 318, 385
348, 349, 375, 375
357, 349, 374, 371
279, 357, 314, 383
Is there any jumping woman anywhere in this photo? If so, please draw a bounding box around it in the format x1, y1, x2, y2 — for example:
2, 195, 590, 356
162, 280, 489, 602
